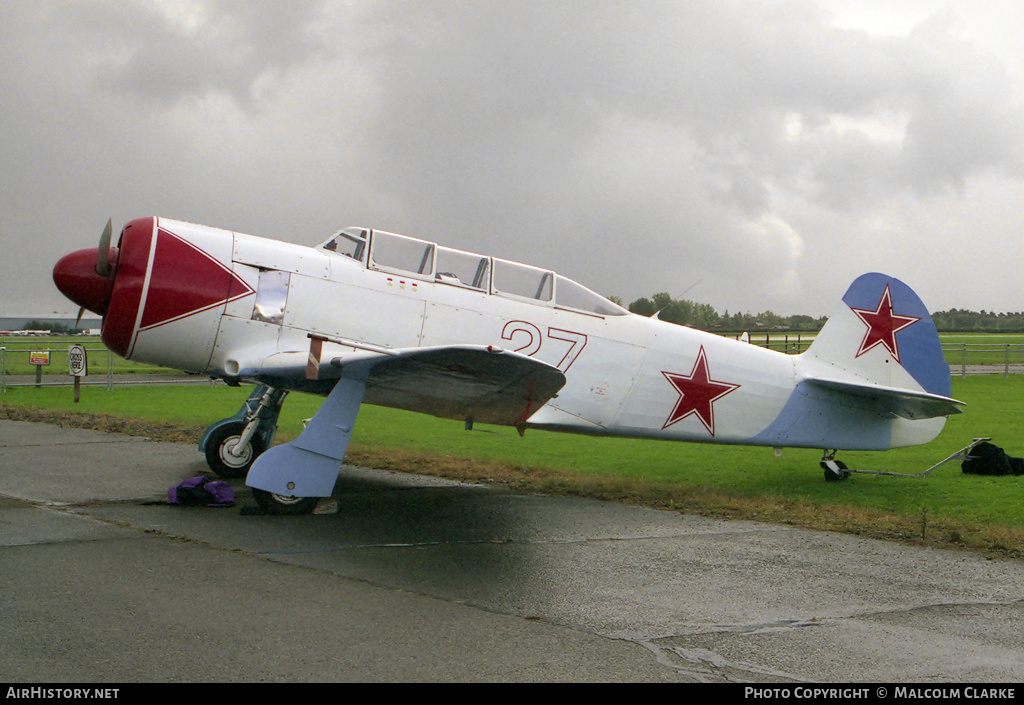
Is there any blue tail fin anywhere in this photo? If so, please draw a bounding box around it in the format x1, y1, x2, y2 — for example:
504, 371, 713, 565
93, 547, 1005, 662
803, 273, 950, 397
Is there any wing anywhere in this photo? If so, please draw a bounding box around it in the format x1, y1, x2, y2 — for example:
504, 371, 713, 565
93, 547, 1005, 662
353, 346, 565, 426
257, 339, 567, 427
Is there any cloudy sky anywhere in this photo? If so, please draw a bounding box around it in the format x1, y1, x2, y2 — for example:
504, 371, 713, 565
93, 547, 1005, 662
2, 0, 1021, 320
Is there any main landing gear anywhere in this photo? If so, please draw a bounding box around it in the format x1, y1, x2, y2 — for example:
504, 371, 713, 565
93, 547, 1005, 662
200, 384, 335, 515
200, 385, 288, 479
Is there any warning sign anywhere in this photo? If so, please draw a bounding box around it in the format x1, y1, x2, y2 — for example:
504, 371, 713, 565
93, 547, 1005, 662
68, 344, 88, 377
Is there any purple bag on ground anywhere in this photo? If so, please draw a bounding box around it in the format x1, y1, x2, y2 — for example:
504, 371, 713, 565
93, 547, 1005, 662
168, 476, 235, 508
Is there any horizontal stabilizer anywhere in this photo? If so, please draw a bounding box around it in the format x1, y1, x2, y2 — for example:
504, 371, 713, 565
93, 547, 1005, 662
804, 377, 964, 420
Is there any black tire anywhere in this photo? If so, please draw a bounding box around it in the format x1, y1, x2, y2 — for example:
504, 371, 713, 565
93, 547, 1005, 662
823, 459, 850, 482
204, 422, 265, 479
251, 488, 318, 515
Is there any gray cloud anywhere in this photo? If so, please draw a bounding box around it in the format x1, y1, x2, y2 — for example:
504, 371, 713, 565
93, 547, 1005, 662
75, 0, 328, 106
2, 0, 1021, 318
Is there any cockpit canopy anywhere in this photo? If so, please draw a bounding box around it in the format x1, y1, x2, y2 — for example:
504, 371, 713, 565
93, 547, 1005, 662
319, 227, 627, 317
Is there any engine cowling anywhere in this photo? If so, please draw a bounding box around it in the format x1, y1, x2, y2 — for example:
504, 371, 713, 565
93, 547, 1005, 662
53, 217, 254, 372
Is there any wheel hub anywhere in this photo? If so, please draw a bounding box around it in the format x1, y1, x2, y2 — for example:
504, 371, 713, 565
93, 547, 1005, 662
219, 436, 252, 468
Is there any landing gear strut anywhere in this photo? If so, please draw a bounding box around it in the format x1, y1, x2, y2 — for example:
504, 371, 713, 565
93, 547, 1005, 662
200, 385, 288, 478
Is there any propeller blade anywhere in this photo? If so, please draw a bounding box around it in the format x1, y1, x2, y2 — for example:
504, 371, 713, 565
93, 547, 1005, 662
75, 306, 85, 327
96, 218, 112, 276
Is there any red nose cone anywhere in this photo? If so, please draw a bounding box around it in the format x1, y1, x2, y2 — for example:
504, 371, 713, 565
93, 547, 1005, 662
52, 247, 117, 315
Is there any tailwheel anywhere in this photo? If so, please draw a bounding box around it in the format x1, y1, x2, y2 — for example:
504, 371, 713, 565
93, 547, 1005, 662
251, 488, 318, 515
820, 451, 850, 482
204, 422, 265, 479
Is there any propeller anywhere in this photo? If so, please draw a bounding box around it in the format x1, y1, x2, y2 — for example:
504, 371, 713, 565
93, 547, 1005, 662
96, 218, 112, 276
54, 218, 116, 328
76, 218, 114, 325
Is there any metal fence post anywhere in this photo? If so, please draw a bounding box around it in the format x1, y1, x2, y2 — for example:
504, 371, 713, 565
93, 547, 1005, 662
961, 344, 967, 380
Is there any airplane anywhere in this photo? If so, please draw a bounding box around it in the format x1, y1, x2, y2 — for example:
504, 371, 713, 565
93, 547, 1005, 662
52, 216, 965, 514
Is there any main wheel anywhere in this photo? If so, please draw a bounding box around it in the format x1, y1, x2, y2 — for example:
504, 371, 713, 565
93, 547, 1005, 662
251, 488, 318, 515
205, 422, 266, 479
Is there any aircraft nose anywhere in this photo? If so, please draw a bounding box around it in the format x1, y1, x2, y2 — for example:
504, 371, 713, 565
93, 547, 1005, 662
52, 247, 117, 316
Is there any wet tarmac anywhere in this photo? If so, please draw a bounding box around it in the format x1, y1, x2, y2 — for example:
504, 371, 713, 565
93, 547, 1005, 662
2, 418, 1024, 682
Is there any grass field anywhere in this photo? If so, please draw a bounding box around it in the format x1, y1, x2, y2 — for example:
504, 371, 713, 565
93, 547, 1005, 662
2, 374, 1023, 557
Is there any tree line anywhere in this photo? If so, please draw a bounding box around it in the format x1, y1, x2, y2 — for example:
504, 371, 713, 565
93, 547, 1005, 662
616, 294, 1023, 333
931, 309, 1024, 333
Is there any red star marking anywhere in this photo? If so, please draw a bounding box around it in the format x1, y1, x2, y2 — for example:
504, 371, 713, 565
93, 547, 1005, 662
849, 284, 921, 363
661, 346, 740, 435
